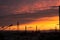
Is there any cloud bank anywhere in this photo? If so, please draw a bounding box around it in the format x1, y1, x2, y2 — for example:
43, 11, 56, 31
0, 7, 59, 27
0, 0, 59, 16
0, 0, 59, 27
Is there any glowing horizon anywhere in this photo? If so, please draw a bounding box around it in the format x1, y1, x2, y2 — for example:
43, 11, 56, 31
0, 16, 59, 31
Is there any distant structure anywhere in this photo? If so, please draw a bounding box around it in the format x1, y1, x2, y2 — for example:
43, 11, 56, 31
25, 26, 27, 31
17, 21, 19, 31
36, 25, 37, 31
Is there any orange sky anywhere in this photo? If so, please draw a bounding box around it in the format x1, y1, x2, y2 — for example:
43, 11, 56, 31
0, 0, 59, 31
17, 16, 59, 30
1, 16, 59, 31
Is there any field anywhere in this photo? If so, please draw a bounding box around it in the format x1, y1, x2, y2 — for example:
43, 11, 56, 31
0, 30, 60, 40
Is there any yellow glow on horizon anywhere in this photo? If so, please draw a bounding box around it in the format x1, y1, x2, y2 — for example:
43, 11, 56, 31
19, 16, 59, 30
0, 16, 59, 31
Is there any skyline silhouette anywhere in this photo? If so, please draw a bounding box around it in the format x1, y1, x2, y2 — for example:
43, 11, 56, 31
0, 22, 59, 31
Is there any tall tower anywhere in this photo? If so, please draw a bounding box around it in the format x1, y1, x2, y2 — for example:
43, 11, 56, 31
17, 21, 19, 31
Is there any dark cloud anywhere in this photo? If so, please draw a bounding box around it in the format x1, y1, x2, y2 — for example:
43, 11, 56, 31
0, 0, 38, 6
50, 6, 59, 9
0, 8, 59, 27
0, 0, 59, 27
0, 0, 58, 16
0, 0, 59, 6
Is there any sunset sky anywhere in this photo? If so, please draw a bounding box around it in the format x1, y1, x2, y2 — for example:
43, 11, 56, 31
0, 0, 59, 31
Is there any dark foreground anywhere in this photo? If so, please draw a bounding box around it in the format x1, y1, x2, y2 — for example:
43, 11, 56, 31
0, 30, 60, 40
